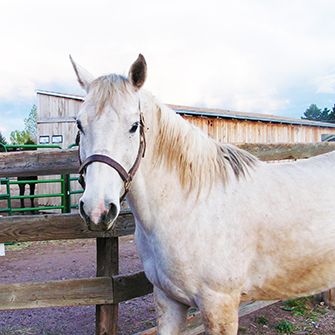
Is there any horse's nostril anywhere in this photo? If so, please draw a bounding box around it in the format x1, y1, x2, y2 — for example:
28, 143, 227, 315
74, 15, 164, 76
107, 203, 118, 221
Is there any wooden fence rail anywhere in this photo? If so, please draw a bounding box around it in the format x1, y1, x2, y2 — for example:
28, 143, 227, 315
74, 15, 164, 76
1, 143, 335, 334
0, 212, 135, 243
1, 142, 335, 177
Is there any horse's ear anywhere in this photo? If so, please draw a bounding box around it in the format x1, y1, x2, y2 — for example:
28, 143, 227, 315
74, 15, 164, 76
128, 54, 147, 90
69, 55, 94, 93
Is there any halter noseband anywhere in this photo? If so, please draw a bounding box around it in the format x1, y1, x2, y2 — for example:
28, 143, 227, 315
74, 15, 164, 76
78, 112, 146, 200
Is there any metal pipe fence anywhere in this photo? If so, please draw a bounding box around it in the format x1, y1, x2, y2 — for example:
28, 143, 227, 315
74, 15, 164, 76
0, 144, 83, 215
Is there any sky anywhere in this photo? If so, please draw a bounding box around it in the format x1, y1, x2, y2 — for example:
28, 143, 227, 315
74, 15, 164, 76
1, 0, 335, 140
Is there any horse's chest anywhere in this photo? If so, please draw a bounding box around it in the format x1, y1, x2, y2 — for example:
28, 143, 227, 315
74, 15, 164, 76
135, 227, 193, 305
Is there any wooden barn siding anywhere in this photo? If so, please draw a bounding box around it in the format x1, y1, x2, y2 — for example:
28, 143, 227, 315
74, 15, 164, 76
37, 122, 78, 149
37, 94, 335, 146
37, 95, 81, 208
36, 94, 335, 208
184, 116, 335, 144
38, 95, 81, 120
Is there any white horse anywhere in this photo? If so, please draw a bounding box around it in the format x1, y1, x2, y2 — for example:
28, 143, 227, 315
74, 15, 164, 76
71, 55, 335, 334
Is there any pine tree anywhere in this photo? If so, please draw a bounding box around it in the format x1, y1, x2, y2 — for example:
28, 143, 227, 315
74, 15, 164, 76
327, 104, 335, 123
0, 132, 7, 152
302, 104, 322, 121
320, 108, 331, 122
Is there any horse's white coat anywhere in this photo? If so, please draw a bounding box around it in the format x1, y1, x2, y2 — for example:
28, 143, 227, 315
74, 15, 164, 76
71, 56, 335, 334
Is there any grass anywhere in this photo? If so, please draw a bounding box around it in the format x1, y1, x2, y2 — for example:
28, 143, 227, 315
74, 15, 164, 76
273, 297, 330, 334
0, 327, 35, 335
5, 242, 33, 252
282, 297, 310, 316
282, 297, 324, 321
275, 320, 294, 333
256, 315, 269, 325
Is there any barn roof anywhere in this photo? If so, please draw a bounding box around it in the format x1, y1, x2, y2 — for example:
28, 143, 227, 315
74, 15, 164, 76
36, 90, 335, 129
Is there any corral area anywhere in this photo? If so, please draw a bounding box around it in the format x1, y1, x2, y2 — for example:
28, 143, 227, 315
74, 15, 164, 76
1, 239, 335, 335
2, 144, 335, 334
0, 237, 154, 335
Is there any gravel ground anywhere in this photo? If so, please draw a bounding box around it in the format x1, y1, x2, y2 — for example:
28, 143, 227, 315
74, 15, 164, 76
1, 238, 335, 335
0, 238, 156, 335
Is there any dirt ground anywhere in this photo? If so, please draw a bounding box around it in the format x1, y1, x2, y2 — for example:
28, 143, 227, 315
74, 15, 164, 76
1, 238, 335, 335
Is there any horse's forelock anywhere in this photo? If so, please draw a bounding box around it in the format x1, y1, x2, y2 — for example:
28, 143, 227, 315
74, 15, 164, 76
88, 74, 134, 116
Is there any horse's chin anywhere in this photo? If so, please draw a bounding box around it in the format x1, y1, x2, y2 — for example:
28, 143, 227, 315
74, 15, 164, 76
87, 222, 105, 232
85, 218, 117, 232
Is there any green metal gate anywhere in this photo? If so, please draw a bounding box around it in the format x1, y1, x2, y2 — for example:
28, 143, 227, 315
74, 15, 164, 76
0, 144, 83, 215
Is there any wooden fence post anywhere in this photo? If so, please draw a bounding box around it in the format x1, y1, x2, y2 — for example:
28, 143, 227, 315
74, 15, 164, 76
319, 289, 335, 308
96, 237, 119, 335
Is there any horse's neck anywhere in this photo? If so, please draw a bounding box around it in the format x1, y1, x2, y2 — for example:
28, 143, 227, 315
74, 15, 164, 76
127, 97, 190, 230
127, 95, 258, 231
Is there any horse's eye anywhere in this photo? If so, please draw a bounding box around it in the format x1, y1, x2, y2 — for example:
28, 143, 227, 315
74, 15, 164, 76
130, 121, 139, 133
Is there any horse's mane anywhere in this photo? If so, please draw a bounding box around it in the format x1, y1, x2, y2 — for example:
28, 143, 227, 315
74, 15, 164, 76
151, 99, 258, 192
90, 74, 258, 193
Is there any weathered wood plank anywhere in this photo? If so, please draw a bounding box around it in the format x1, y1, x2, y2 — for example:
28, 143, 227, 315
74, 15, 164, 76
0, 277, 113, 310
0, 149, 79, 177
0, 212, 135, 243
96, 237, 119, 335
239, 142, 335, 161
113, 271, 153, 303
134, 300, 278, 335
1, 143, 335, 178
0, 271, 153, 311
239, 300, 278, 316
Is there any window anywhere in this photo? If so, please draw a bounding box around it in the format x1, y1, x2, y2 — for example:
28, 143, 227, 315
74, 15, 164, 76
321, 134, 335, 142
39, 136, 50, 144
52, 135, 63, 144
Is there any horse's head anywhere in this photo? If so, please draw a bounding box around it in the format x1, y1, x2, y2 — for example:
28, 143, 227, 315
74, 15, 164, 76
70, 55, 147, 231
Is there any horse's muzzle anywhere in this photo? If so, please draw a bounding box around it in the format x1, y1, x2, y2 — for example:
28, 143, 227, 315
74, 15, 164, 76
79, 200, 118, 231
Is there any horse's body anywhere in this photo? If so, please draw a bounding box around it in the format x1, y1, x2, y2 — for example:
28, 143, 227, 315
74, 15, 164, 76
71, 55, 335, 334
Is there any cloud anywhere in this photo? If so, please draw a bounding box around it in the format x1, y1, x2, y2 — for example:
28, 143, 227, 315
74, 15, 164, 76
0, 101, 33, 140
0, 116, 25, 141
1, 0, 335, 134
315, 73, 335, 94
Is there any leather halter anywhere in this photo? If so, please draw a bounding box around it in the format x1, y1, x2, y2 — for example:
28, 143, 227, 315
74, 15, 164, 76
78, 112, 146, 200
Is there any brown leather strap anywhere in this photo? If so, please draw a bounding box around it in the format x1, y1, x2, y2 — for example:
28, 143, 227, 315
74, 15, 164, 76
79, 154, 130, 182
128, 112, 146, 178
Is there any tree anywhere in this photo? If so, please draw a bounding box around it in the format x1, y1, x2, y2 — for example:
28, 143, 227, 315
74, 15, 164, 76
10, 105, 37, 144
10, 130, 33, 144
327, 104, 335, 123
0, 132, 7, 152
24, 105, 37, 142
302, 104, 322, 121
302, 104, 335, 123
320, 108, 331, 122
0, 132, 6, 145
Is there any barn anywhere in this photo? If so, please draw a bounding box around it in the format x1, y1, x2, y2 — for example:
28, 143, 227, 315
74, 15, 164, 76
37, 89, 335, 147
36, 89, 335, 207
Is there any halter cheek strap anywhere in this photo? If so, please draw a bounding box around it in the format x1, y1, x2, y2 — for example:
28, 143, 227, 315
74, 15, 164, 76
78, 112, 146, 200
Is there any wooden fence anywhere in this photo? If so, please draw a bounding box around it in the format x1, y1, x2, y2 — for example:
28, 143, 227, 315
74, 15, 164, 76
1, 142, 335, 335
